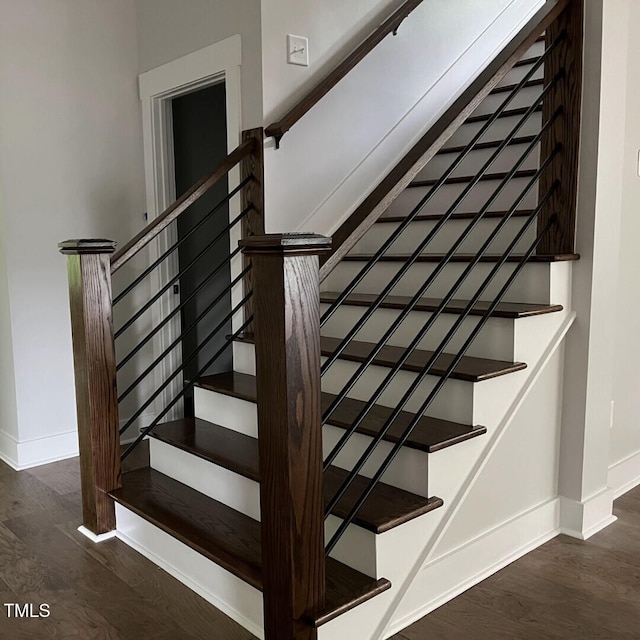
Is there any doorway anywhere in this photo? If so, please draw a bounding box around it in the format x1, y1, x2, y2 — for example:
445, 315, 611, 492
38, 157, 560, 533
171, 81, 232, 415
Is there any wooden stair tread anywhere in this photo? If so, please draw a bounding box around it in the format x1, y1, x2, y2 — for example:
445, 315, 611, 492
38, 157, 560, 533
110, 468, 391, 628
319, 291, 563, 318
342, 253, 580, 263
465, 104, 542, 124
490, 78, 544, 95
319, 336, 526, 382
514, 55, 541, 67
436, 135, 538, 155
377, 209, 535, 223
409, 169, 537, 188
150, 418, 443, 533
196, 372, 486, 453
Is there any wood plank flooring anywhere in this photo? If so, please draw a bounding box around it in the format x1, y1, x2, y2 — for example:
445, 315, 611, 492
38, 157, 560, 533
0, 454, 639, 639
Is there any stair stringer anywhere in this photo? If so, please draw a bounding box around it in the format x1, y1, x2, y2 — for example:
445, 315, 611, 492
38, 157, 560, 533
314, 270, 576, 639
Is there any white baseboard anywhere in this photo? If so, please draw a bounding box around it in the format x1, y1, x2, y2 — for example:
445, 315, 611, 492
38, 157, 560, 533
559, 488, 617, 540
114, 504, 264, 639
609, 450, 640, 498
77, 526, 117, 543
0, 428, 78, 470
385, 498, 560, 638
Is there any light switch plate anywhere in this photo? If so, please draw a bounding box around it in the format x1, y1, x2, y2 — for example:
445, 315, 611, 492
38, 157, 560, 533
287, 34, 309, 66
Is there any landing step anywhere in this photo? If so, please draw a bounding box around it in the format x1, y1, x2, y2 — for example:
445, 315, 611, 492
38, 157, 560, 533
110, 468, 392, 628
319, 292, 563, 319
150, 418, 443, 533
342, 253, 580, 263
377, 209, 535, 223
409, 169, 537, 188
320, 336, 526, 382
465, 104, 542, 124
436, 136, 538, 156
196, 372, 486, 453
490, 78, 544, 95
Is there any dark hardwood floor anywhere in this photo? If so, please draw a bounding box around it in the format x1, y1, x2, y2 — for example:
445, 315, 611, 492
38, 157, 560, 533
0, 454, 638, 639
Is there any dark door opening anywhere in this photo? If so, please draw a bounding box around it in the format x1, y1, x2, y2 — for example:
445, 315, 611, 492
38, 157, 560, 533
171, 81, 232, 416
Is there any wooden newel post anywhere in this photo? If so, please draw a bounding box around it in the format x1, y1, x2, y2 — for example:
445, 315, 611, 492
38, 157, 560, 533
59, 239, 122, 536
240, 233, 332, 640
538, 0, 584, 255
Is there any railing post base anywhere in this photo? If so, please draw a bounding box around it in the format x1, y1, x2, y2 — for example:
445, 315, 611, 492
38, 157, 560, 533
240, 233, 331, 640
60, 239, 121, 536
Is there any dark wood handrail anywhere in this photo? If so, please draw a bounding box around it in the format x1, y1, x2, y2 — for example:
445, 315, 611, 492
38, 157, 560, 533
264, 0, 424, 148
319, 0, 570, 280
111, 138, 256, 274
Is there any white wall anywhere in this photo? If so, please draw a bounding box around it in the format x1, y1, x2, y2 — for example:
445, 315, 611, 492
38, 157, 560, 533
0, 200, 19, 454
260, 0, 543, 234
135, 0, 263, 129
609, 0, 640, 489
0, 0, 145, 468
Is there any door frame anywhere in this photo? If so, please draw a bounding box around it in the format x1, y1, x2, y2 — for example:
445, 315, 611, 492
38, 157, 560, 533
138, 35, 242, 419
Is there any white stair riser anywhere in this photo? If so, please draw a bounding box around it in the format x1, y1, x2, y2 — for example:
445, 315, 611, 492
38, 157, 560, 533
498, 60, 544, 87
115, 504, 265, 640
321, 260, 552, 304
322, 358, 474, 425
472, 84, 543, 118
194, 387, 429, 494
384, 175, 539, 217
352, 216, 537, 255
149, 438, 380, 577
445, 113, 542, 151
320, 303, 516, 361
418, 143, 539, 181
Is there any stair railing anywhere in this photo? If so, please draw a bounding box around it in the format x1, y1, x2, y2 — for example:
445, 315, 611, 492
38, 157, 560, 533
265, 0, 424, 148
60, 128, 264, 536
248, 0, 583, 588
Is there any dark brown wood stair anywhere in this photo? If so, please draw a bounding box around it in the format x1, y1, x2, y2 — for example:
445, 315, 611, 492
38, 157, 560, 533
149, 418, 443, 534
436, 135, 538, 156
490, 78, 544, 95
110, 468, 391, 628
196, 372, 486, 454
319, 291, 563, 319
409, 169, 537, 188
342, 253, 580, 263
464, 104, 542, 124
319, 336, 526, 382
377, 209, 535, 223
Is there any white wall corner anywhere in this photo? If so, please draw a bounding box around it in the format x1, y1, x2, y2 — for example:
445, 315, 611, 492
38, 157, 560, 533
559, 487, 616, 540
609, 450, 640, 498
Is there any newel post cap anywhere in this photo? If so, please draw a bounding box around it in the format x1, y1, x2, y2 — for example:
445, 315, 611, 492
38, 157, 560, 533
239, 233, 332, 256
59, 239, 117, 255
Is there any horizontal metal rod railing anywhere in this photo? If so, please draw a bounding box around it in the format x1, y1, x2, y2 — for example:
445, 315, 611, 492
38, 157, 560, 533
112, 179, 250, 306
325, 212, 557, 553
322, 150, 560, 473
119, 290, 252, 436
320, 78, 561, 377
320, 34, 563, 328
116, 245, 243, 371
321, 108, 561, 434
118, 266, 251, 404
121, 312, 254, 460
111, 139, 255, 273
114, 206, 251, 340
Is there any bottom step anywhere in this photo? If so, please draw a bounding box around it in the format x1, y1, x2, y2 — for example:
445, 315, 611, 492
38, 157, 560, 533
110, 468, 391, 629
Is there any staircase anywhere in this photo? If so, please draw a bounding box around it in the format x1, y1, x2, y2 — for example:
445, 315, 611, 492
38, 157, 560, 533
60, 1, 583, 639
